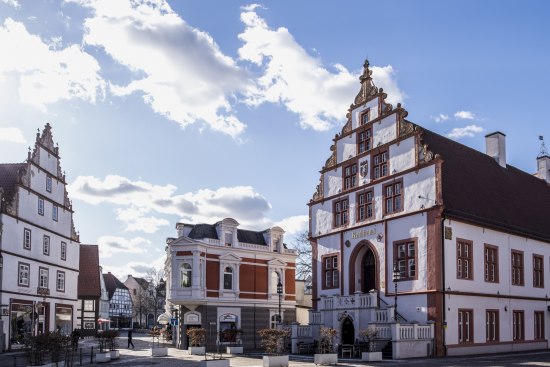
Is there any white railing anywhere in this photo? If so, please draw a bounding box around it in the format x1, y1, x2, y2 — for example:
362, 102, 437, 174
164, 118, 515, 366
297, 326, 311, 337
399, 325, 414, 340
309, 311, 322, 324
283, 248, 297, 254
395, 323, 434, 340
375, 310, 390, 323
375, 325, 391, 339
206, 238, 221, 245
319, 292, 377, 311
238, 242, 270, 251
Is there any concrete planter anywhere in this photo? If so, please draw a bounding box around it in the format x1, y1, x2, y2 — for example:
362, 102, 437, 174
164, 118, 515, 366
152, 347, 168, 356
95, 352, 111, 363
263, 355, 289, 367
362, 351, 382, 361
110, 350, 120, 359
226, 345, 243, 354
200, 359, 230, 367
314, 353, 338, 365
189, 346, 206, 355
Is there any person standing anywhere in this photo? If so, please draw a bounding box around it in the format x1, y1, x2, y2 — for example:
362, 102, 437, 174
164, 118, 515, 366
127, 329, 135, 349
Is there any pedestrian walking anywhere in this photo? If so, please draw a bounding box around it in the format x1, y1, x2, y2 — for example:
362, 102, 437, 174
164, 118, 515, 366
127, 329, 135, 349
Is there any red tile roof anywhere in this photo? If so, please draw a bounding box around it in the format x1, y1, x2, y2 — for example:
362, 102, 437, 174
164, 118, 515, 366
421, 129, 550, 241
78, 244, 101, 297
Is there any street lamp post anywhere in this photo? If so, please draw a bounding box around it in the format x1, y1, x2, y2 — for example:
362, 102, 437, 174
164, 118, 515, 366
173, 307, 179, 348
393, 263, 401, 322
276, 280, 283, 324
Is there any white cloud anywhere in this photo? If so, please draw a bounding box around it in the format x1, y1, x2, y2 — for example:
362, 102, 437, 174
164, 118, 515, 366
97, 235, 149, 258
71, 0, 250, 139
1, 0, 19, 9
454, 110, 475, 120
431, 113, 449, 123
237, 7, 405, 131
0, 127, 26, 144
274, 215, 308, 236
447, 124, 484, 139
69, 175, 274, 232
0, 18, 105, 110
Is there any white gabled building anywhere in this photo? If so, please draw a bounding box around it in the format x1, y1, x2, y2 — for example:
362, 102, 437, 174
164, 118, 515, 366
0, 123, 80, 351
307, 60, 550, 358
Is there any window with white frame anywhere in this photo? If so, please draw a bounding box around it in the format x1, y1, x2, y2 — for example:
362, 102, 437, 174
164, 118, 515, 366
18, 263, 30, 287
56, 271, 65, 292
39, 267, 49, 289
52, 205, 58, 221
46, 176, 52, 193
84, 300, 94, 311
24, 228, 31, 250
223, 266, 233, 290
43, 235, 50, 255
61, 241, 67, 260
271, 270, 281, 294
181, 263, 192, 287
38, 197, 44, 215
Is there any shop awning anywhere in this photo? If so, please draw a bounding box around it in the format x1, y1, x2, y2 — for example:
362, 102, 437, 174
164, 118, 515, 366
98, 318, 111, 323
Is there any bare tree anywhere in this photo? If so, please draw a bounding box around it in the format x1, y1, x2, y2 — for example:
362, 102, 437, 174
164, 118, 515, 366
292, 230, 312, 282
146, 268, 166, 327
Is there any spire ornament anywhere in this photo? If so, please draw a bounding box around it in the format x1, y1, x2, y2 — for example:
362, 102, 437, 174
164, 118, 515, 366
354, 59, 379, 105
538, 136, 549, 158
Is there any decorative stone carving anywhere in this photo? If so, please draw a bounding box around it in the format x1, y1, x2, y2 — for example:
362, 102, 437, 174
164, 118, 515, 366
359, 160, 368, 177
419, 143, 434, 163
39, 123, 56, 151
397, 104, 414, 137
341, 111, 352, 135
323, 144, 337, 170
379, 89, 393, 114
312, 175, 324, 201
354, 59, 379, 105
71, 219, 80, 242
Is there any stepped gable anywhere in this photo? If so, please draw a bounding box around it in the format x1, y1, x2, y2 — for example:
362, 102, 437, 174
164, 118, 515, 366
0, 163, 26, 202
78, 245, 101, 297
103, 272, 128, 299
421, 129, 550, 241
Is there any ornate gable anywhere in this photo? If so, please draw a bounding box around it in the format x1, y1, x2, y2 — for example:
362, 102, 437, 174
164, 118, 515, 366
354, 59, 379, 105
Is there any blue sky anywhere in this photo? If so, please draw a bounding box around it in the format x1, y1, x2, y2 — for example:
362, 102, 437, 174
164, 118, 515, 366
1, 0, 549, 279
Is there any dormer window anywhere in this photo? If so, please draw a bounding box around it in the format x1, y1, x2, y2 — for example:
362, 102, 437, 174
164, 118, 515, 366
225, 233, 232, 247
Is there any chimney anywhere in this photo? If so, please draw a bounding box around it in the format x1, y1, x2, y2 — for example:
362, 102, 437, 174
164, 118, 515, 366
537, 155, 550, 184
485, 132, 506, 168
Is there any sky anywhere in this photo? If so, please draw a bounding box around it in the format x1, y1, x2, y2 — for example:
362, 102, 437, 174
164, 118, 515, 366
1, 0, 549, 280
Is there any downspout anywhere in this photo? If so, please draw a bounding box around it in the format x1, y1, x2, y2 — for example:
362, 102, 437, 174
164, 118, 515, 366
441, 213, 447, 357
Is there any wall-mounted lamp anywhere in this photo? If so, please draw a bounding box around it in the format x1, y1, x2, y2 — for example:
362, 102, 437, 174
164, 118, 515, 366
504, 306, 508, 312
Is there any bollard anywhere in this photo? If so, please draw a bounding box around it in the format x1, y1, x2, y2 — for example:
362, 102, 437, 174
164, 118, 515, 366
90, 346, 94, 363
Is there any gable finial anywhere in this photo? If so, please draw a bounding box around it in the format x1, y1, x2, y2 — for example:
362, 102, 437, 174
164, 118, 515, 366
355, 58, 378, 105
538, 136, 549, 158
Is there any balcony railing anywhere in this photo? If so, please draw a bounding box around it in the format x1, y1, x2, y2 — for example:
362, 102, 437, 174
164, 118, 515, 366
319, 292, 378, 311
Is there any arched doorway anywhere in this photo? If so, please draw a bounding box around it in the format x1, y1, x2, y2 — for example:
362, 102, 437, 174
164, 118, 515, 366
362, 249, 376, 293
341, 318, 355, 345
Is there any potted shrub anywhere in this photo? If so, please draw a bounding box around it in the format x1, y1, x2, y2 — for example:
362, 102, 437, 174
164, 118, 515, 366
359, 326, 381, 362
187, 327, 206, 355
258, 328, 291, 367
314, 327, 338, 365
150, 327, 168, 357
103, 329, 120, 360
95, 331, 111, 363
221, 328, 243, 354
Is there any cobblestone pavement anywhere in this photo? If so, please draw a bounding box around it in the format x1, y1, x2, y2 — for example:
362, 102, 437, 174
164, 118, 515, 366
4, 333, 550, 367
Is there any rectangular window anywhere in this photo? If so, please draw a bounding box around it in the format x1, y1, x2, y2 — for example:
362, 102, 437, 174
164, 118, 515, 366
372, 150, 388, 180
486, 310, 499, 342
61, 241, 67, 261
361, 109, 370, 125
484, 244, 498, 283
535, 311, 545, 340
52, 205, 58, 221
457, 239, 473, 280
43, 235, 50, 255
513, 310, 524, 341
394, 239, 417, 280
38, 197, 44, 215
357, 190, 374, 221
23, 228, 31, 250
458, 309, 473, 343
333, 198, 349, 227
511, 250, 524, 286
18, 262, 30, 287
39, 267, 49, 289
46, 176, 52, 193
322, 255, 339, 289
383, 180, 403, 215
357, 128, 372, 154
343, 164, 357, 190
56, 271, 65, 292
533, 254, 543, 288
84, 300, 94, 311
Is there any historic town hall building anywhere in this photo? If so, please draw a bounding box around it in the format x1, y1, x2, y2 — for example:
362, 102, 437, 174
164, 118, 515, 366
0, 124, 80, 351
307, 60, 550, 357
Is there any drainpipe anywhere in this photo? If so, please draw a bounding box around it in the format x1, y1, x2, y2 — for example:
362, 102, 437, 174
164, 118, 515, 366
441, 214, 447, 357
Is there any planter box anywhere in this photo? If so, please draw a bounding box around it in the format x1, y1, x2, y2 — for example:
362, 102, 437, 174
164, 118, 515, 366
226, 346, 243, 354
314, 353, 338, 365
152, 347, 168, 356
95, 352, 111, 363
263, 355, 289, 367
189, 346, 206, 355
110, 350, 120, 359
200, 359, 230, 367
362, 351, 382, 361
